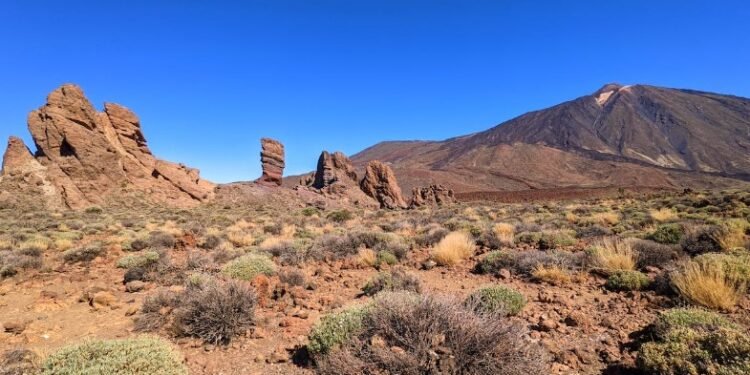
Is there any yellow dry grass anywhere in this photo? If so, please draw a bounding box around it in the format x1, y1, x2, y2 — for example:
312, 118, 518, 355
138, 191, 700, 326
358, 248, 377, 267
591, 212, 619, 226
672, 261, 744, 310
54, 238, 74, 252
589, 238, 636, 273
20, 238, 50, 251
432, 231, 476, 266
717, 219, 748, 250
492, 223, 515, 244
532, 264, 572, 286
649, 208, 678, 223
227, 232, 255, 247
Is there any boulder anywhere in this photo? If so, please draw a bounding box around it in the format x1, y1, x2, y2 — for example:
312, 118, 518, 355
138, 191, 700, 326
360, 160, 407, 209
16, 84, 215, 209
410, 184, 456, 207
257, 138, 285, 186
312, 151, 357, 188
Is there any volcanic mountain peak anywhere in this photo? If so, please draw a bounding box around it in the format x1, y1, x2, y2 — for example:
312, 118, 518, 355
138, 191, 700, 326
352, 83, 750, 193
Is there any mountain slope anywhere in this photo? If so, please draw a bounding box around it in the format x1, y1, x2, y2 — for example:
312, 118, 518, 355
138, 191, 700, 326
352, 84, 750, 192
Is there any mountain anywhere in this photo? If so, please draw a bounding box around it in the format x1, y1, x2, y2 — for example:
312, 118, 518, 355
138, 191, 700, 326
351, 84, 750, 193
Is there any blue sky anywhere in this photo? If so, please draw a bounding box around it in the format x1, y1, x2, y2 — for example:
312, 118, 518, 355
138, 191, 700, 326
1, 1, 749, 182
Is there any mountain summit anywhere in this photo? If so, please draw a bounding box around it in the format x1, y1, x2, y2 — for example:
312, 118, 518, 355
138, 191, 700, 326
352, 84, 750, 192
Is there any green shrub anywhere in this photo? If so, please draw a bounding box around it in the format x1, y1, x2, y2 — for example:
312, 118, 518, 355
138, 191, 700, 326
638, 308, 750, 375
116, 251, 160, 269
638, 327, 750, 375
375, 250, 398, 267
362, 269, 422, 296
466, 285, 526, 316
40, 337, 187, 375
474, 250, 515, 275
308, 305, 369, 355
694, 250, 750, 284
649, 224, 683, 244
327, 210, 353, 223
538, 231, 576, 250
301, 207, 319, 217
62, 245, 105, 263
606, 270, 650, 291
221, 253, 275, 281
652, 308, 737, 337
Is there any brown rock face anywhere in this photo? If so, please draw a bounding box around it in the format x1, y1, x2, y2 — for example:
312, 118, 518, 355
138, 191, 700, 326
360, 160, 407, 209
257, 138, 285, 186
19, 84, 214, 209
410, 184, 456, 208
2, 137, 36, 177
312, 151, 358, 189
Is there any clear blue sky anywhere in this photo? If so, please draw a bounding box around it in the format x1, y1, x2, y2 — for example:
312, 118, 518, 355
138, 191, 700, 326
1, 1, 749, 182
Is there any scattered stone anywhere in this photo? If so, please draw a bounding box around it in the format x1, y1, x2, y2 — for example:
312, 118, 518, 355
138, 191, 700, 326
125, 281, 146, 293
3, 321, 27, 334
409, 184, 456, 207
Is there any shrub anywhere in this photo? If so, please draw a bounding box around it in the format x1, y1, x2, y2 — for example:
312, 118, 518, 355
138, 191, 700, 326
652, 308, 737, 337
327, 210, 353, 223
279, 269, 306, 286
587, 238, 636, 274
681, 225, 723, 256
315, 292, 548, 375
0, 249, 43, 278
1, 348, 39, 375
575, 224, 613, 239
148, 231, 176, 249
606, 270, 650, 291
40, 337, 187, 375
474, 250, 515, 276
466, 285, 526, 316
128, 238, 149, 251
671, 261, 744, 310
431, 231, 475, 266
62, 245, 105, 263
532, 264, 572, 286
362, 269, 422, 296
375, 250, 398, 267
308, 305, 369, 355
414, 224, 449, 247
694, 250, 750, 284
537, 230, 576, 250
172, 280, 256, 344
638, 310, 750, 375
716, 219, 748, 250
221, 253, 276, 281
116, 251, 160, 269
648, 224, 683, 244
630, 239, 683, 269
200, 235, 221, 250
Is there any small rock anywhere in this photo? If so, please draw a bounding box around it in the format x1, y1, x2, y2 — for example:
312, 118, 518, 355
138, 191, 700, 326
422, 260, 437, 270
498, 268, 511, 280
92, 291, 118, 310
3, 321, 27, 334
125, 281, 145, 293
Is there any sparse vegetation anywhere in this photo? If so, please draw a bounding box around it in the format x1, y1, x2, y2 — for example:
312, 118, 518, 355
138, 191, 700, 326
671, 260, 744, 310
222, 253, 276, 281
466, 285, 526, 316
431, 231, 475, 266
40, 337, 187, 375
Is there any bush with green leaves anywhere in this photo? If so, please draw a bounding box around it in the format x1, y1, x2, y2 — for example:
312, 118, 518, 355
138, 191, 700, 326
315, 292, 548, 375
62, 244, 105, 263
648, 224, 683, 244
638, 308, 750, 375
474, 250, 515, 275
40, 337, 187, 375
327, 210, 353, 223
116, 251, 160, 269
694, 249, 750, 284
1, 348, 39, 375
308, 305, 370, 355
466, 285, 526, 316
606, 270, 650, 291
362, 269, 422, 296
221, 253, 275, 281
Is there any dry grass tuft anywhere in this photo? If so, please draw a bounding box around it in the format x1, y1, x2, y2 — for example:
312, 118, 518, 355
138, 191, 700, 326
588, 238, 636, 273
649, 208, 678, 223
431, 231, 475, 266
357, 248, 377, 267
492, 223, 515, 244
532, 264, 572, 286
672, 261, 745, 311
226, 232, 254, 247
590, 212, 619, 226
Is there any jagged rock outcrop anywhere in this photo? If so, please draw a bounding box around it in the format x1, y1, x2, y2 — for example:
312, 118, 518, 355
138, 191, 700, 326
257, 138, 285, 186
360, 160, 407, 209
0, 136, 63, 208
313, 151, 358, 189
6, 84, 215, 209
410, 184, 456, 208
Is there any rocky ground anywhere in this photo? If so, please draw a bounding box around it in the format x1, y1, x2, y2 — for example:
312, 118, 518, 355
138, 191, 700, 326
1, 188, 749, 374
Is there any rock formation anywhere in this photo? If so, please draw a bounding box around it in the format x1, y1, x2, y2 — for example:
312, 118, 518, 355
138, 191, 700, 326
2, 84, 215, 209
360, 160, 407, 209
312, 151, 358, 189
410, 184, 456, 208
257, 138, 285, 186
